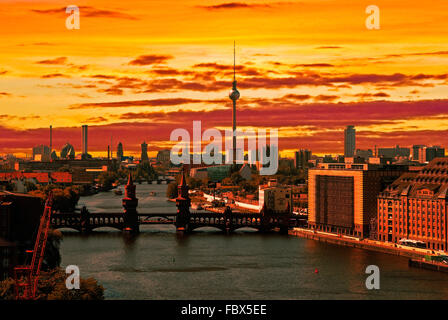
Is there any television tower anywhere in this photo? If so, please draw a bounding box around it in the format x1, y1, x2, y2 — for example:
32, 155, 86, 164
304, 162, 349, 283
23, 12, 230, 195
229, 41, 240, 163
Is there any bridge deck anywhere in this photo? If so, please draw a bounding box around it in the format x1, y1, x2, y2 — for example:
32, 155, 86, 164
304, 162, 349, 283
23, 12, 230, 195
51, 210, 298, 233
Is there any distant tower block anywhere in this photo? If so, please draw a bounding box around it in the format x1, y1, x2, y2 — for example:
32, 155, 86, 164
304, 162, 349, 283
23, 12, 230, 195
141, 141, 149, 161
228, 41, 240, 163
344, 125, 356, 158
82, 125, 88, 155
117, 142, 124, 161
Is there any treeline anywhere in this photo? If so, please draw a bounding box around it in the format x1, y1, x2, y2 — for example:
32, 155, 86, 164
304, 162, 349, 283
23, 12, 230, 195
99, 161, 157, 191
28, 184, 83, 212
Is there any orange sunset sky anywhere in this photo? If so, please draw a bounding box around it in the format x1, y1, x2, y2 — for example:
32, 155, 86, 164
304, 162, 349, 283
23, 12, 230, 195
1, 0, 448, 158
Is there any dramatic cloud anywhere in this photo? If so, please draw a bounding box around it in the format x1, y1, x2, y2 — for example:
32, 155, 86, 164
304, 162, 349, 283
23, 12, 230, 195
354, 92, 390, 99
0, 114, 40, 120
35, 57, 68, 65
31, 6, 137, 20
197, 2, 273, 10
40, 73, 70, 79
84, 116, 109, 123
128, 55, 173, 66
384, 51, 448, 59
313, 95, 339, 102
296, 63, 335, 68
315, 46, 343, 49
70, 98, 227, 109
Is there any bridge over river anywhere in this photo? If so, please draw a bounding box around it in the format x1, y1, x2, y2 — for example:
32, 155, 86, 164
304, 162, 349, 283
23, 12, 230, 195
52, 173, 297, 235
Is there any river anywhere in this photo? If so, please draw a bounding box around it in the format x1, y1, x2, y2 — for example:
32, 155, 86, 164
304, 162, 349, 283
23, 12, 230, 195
59, 183, 448, 299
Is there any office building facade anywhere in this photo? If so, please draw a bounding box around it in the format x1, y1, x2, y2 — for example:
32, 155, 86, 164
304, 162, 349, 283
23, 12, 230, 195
308, 163, 407, 238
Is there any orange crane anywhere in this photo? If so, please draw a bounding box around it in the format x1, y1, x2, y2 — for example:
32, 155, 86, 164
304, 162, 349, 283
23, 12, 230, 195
13, 193, 54, 300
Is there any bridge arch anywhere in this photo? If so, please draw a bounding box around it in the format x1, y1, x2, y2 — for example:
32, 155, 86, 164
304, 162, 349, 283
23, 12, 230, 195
89, 226, 123, 232
231, 226, 260, 232
188, 225, 226, 233
52, 226, 82, 232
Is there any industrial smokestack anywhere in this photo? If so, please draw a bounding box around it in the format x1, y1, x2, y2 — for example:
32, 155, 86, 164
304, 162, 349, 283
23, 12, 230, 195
82, 125, 88, 155
50, 125, 52, 151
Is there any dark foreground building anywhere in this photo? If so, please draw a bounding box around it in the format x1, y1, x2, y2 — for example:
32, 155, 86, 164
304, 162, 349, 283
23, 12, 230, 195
0, 192, 41, 280
378, 157, 448, 250
308, 162, 408, 238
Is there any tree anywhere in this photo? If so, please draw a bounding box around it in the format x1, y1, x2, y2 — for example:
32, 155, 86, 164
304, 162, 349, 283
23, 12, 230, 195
136, 161, 156, 181
221, 177, 232, 186
0, 268, 104, 300
97, 172, 118, 191
166, 182, 178, 199
187, 177, 202, 189
5, 182, 15, 192
28, 186, 81, 212
230, 172, 244, 185
42, 229, 63, 271
24, 180, 37, 192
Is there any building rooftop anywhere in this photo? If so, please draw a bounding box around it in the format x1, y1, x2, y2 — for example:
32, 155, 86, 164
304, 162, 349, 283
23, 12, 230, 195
380, 157, 448, 199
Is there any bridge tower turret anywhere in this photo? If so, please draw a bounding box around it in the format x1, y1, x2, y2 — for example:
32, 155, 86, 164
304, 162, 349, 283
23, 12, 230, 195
224, 206, 233, 234
175, 170, 191, 233
260, 202, 271, 233
80, 206, 90, 233
122, 173, 139, 233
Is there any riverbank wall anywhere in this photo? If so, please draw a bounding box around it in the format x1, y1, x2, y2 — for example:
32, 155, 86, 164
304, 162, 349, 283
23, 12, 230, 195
289, 227, 436, 260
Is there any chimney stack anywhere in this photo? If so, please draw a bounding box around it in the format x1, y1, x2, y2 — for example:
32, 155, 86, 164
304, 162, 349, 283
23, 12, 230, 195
50, 125, 53, 151
82, 125, 88, 155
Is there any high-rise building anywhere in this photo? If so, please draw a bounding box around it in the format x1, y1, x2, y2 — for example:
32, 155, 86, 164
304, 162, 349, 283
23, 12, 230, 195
377, 157, 448, 250
418, 146, 445, 163
308, 162, 407, 238
228, 42, 240, 163
294, 149, 311, 170
378, 145, 410, 159
412, 145, 426, 161
355, 149, 373, 159
157, 150, 171, 163
141, 141, 149, 161
32, 145, 50, 162
117, 142, 124, 161
344, 125, 356, 157
82, 125, 88, 155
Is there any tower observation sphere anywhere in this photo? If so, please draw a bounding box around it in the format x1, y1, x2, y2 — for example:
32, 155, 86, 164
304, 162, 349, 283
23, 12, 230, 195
229, 85, 240, 101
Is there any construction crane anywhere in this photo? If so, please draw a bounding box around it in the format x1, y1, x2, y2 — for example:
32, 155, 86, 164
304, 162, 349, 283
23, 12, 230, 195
13, 193, 54, 300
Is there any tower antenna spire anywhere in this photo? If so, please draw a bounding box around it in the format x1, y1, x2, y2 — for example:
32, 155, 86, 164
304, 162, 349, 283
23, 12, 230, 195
229, 41, 240, 164
233, 41, 236, 82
